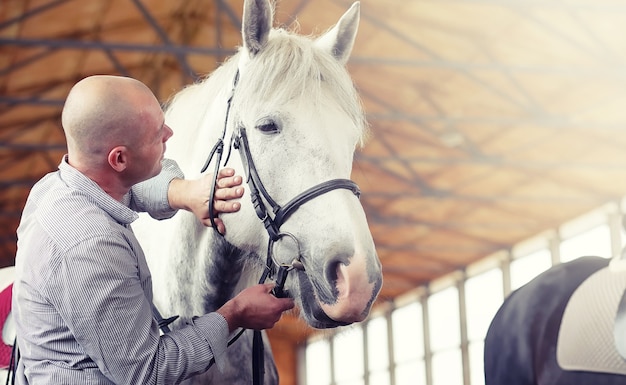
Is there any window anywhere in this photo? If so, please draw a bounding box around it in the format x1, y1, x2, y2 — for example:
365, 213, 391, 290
432, 349, 463, 385
428, 286, 460, 351
392, 302, 426, 385
560, 224, 611, 262
334, 327, 364, 385
465, 269, 503, 341
468, 341, 485, 385
395, 362, 426, 385
306, 339, 331, 385
510, 249, 552, 290
367, 316, 390, 385
465, 269, 503, 385
428, 287, 463, 385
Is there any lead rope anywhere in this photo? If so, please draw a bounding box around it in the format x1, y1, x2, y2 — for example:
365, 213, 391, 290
151, 302, 179, 334
5, 339, 17, 385
253, 271, 289, 385
252, 330, 264, 385
252, 237, 294, 385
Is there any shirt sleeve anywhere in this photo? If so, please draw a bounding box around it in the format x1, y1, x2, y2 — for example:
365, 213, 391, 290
46, 233, 229, 385
130, 159, 184, 219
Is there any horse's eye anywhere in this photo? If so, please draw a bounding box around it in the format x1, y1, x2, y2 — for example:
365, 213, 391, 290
256, 119, 281, 134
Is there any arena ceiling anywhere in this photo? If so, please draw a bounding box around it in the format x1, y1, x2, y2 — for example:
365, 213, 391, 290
4, 0, 626, 344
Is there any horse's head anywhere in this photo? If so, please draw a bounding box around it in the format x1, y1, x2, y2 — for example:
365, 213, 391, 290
215, 0, 382, 329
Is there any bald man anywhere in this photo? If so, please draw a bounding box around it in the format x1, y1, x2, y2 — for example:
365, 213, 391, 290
12, 75, 294, 385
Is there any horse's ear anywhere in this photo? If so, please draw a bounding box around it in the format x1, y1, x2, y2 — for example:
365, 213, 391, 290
314, 2, 360, 65
242, 0, 274, 57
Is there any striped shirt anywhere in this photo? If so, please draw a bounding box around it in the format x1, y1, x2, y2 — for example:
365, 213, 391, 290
13, 156, 229, 385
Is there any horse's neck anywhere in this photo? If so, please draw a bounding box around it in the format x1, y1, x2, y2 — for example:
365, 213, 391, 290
159, 213, 259, 320
198, 238, 251, 311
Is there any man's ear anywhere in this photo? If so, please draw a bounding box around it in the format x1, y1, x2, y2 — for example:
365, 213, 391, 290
108, 146, 128, 172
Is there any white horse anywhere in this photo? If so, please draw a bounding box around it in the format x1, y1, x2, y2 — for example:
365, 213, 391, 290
132, 0, 382, 384
0, 0, 382, 383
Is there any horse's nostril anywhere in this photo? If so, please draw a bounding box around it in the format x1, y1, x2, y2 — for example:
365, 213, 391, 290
325, 255, 350, 293
325, 257, 347, 287
325, 261, 338, 285
318, 251, 378, 323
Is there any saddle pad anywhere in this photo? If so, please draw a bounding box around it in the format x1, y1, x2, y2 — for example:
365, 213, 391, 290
557, 262, 626, 374
0, 283, 12, 369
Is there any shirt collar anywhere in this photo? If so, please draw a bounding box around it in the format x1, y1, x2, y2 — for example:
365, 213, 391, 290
58, 155, 139, 225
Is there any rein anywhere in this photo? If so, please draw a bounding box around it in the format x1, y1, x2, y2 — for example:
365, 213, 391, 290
199, 69, 361, 385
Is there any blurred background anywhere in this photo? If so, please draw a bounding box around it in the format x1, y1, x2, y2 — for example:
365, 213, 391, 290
3, 0, 626, 384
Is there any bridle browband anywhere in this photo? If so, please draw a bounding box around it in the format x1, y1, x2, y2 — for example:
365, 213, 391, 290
199, 68, 362, 385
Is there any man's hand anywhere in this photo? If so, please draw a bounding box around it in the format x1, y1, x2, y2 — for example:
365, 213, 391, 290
168, 168, 244, 234
216, 283, 295, 332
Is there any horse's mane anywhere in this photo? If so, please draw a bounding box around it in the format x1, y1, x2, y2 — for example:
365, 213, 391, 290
162, 57, 238, 130
164, 27, 368, 145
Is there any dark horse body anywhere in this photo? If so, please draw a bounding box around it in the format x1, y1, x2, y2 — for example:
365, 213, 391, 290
485, 256, 626, 384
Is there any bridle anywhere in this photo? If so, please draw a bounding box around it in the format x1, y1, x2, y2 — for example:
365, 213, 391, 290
200, 68, 362, 384
200, 69, 361, 289
231, 124, 360, 286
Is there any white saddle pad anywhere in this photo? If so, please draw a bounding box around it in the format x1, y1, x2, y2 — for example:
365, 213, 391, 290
557, 259, 626, 375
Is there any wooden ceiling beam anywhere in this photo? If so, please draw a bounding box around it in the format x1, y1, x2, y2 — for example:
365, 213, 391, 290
0, 96, 64, 107
0, 0, 71, 32
131, 0, 196, 81
0, 37, 236, 57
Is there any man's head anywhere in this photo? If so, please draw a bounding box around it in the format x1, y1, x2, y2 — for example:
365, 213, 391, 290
61, 75, 173, 189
